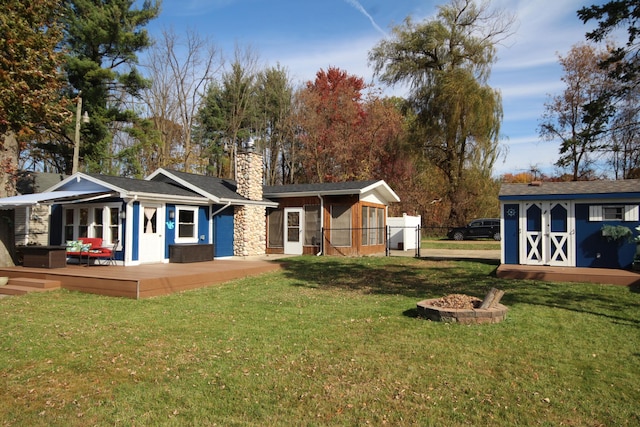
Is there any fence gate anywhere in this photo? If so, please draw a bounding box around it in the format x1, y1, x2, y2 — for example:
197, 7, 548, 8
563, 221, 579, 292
386, 225, 421, 257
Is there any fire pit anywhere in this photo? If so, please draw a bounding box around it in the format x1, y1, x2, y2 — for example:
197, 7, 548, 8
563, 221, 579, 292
416, 289, 508, 324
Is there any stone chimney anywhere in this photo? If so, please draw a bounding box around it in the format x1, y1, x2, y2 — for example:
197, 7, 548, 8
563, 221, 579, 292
234, 143, 266, 256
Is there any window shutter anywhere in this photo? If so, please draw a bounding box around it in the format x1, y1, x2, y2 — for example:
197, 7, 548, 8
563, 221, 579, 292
589, 205, 602, 221
624, 205, 639, 221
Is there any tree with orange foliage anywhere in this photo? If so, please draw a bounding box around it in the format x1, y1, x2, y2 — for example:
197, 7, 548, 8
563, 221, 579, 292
0, 0, 70, 197
295, 67, 407, 185
296, 67, 367, 183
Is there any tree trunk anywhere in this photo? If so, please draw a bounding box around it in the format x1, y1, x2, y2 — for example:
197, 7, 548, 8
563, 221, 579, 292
0, 210, 16, 267
0, 132, 19, 266
0, 132, 19, 198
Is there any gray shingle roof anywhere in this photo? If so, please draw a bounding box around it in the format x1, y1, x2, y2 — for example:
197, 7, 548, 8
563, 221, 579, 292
86, 173, 202, 198
152, 170, 245, 201
85, 171, 393, 204
499, 180, 640, 198
17, 171, 67, 194
264, 180, 380, 195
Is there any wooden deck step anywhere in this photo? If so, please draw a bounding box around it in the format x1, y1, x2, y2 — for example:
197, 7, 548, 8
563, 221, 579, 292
0, 284, 60, 296
7, 277, 61, 289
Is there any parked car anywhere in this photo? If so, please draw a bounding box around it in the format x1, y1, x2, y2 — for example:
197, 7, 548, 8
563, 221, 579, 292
447, 218, 501, 241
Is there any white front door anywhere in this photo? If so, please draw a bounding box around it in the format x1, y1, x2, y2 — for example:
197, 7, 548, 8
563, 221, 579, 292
139, 204, 165, 263
284, 208, 304, 255
521, 201, 573, 266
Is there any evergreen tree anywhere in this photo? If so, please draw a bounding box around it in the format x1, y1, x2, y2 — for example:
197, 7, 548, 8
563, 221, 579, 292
60, 0, 160, 174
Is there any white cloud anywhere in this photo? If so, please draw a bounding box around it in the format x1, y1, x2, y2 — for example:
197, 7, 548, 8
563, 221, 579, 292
492, 0, 593, 70
343, 0, 388, 37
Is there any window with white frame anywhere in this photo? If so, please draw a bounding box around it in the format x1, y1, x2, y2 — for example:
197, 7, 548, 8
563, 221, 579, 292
63, 204, 121, 245
175, 207, 198, 243
362, 206, 385, 245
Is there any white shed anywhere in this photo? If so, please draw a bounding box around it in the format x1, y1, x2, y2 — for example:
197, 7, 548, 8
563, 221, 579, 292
388, 214, 421, 251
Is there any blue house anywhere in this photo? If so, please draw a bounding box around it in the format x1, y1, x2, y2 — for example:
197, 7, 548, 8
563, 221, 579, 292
499, 180, 640, 270
0, 149, 400, 265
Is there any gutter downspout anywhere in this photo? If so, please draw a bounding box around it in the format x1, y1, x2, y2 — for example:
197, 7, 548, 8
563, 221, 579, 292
211, 202, 232, 218
317, 194, 324, 256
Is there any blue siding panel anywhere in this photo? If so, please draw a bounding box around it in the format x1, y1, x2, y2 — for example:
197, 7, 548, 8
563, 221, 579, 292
117, 202, 126, 262
198, 206, 209, 243
165, 205, 176, 258
214, 206, 234, 257
503, 204, 519, 264
574, 203, 637, 269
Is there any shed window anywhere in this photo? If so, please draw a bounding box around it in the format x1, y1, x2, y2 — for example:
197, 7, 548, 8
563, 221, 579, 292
589, 205, 639, 221
604, 206, 623, 221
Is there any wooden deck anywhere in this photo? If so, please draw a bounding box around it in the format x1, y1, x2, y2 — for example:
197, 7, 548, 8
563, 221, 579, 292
0, 258, 285, 299
496, 264, 640, 287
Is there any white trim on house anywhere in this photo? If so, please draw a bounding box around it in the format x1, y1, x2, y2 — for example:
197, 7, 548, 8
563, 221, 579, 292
0, 190, 108, 208
264, 181, 400, 203
122, 192, 207, 204
360, 181, 401, 203
47, 173, 209, 205
47, 173, 126, 194
147, 169, 224, 203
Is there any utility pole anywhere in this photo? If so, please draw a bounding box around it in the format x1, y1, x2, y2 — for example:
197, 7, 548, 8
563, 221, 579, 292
72, 94, 89, 174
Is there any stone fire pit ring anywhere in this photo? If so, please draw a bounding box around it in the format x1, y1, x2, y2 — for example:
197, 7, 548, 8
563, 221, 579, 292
416, 297, 508, 324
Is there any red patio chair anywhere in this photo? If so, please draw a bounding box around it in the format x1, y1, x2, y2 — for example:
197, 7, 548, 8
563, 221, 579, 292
87, 240, 119, 266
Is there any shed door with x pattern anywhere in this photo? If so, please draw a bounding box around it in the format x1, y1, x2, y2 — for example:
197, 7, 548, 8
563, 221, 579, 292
522, 201, 573, 267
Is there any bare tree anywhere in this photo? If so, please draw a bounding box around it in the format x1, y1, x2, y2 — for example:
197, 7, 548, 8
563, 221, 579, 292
142, 27, 222, 173
608, 86, 640, 178
539, 43, 612, 180
197, 46, 261, 179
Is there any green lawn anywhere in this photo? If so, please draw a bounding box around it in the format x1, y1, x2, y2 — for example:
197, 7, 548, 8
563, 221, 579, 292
422, 238, 501, 250
1, 256, 638, 426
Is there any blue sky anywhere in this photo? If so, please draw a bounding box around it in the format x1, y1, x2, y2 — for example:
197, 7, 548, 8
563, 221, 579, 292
145, 0, 609, 177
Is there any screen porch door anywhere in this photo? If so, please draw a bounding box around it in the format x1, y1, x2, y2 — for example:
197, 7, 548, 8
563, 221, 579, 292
284, 208, 303, 255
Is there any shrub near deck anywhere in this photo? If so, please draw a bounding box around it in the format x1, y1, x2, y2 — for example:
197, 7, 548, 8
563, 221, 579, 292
0, 256, 638, 426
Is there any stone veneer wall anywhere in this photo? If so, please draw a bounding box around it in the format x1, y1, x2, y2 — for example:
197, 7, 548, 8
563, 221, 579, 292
15, 205, 50, 245
234, 149, 266, 256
